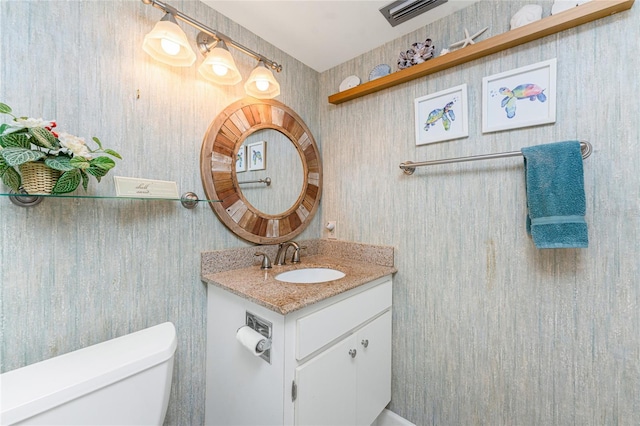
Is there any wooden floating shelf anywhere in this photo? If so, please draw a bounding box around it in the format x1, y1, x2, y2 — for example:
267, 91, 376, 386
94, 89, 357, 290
328, 0, 634, 105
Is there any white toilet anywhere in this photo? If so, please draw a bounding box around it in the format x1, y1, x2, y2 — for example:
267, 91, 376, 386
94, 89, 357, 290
0, 322, 177, 426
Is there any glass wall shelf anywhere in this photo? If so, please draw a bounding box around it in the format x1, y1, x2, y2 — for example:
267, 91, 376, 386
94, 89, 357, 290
1, 191, 220, 208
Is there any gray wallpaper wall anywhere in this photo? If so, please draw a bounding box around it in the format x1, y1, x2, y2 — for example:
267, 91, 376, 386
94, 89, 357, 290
2, 1, 638, 425
319, 1, 639, 425
0, 1, 320, 424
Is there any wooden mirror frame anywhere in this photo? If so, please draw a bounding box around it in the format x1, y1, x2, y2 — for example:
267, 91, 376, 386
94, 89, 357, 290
200, 98, 322, 244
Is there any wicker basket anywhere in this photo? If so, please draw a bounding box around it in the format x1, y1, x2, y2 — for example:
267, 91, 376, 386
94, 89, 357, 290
19, 162, 61, 194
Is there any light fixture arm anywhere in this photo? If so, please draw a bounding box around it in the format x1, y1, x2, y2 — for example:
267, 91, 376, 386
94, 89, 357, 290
141, 0, 283, 73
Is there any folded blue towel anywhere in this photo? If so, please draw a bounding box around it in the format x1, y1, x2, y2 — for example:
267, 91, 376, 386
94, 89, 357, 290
521, 141, 588, 249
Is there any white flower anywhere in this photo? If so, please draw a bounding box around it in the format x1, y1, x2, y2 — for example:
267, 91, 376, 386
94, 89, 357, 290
58, 132, 92, 159
3, 117, 55, 134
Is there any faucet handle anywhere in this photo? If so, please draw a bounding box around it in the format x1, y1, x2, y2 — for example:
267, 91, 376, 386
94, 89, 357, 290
291, 246, 306, 263
254, 252, 272, 269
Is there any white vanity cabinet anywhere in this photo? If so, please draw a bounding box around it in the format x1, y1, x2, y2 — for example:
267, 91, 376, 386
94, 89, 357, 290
205, 275, 393, 426
294, 310, 391, 426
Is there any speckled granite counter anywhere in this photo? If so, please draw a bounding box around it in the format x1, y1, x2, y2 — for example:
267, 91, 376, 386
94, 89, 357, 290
201, 240, 396, 315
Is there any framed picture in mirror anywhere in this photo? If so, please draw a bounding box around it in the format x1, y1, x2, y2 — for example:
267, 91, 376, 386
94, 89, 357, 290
236, 145, 247, 173
248, 141, 266, 171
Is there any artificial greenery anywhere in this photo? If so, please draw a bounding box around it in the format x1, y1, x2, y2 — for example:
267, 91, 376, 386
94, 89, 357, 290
0, 102, 121, 194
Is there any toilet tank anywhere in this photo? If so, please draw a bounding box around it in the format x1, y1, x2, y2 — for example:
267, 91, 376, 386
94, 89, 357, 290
0, 322, 177, 426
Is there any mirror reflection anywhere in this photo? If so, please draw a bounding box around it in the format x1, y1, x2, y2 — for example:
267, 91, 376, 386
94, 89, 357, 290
237, 129, 303, 215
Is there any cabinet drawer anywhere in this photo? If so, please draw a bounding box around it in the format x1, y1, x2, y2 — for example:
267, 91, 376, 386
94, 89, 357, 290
296, 279, 392, 360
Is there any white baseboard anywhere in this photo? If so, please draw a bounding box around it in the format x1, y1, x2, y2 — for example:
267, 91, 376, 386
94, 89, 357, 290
371, 409, 416, 426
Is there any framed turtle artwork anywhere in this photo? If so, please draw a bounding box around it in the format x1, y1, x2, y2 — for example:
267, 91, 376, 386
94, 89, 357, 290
414, 83, 469, 145
248, 140, 266, 171
482, 58, 557, 133
236, 145, 247, 173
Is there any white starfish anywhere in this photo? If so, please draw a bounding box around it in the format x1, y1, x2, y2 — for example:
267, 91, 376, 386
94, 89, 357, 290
449, 27, 488, 49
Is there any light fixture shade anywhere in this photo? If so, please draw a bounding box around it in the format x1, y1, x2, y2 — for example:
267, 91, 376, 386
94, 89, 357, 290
198, 40, 242, 85
142, 14, 196, 67
244, 61, 280, 99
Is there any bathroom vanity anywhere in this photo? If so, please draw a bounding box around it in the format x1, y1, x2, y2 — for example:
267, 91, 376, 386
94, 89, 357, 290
201, 241, 396, 426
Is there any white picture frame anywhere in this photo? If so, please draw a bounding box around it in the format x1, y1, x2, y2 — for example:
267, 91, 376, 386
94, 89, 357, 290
248, 141, 266, 171
482, 58, 557, 133
414, 83, 469, 145
236, 145, 247, 173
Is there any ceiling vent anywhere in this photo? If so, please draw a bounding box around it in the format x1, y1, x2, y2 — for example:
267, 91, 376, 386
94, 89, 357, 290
379, 0, 449, 27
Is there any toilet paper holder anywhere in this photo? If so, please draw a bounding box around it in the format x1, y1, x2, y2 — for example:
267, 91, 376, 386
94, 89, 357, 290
246, 311, 272, 363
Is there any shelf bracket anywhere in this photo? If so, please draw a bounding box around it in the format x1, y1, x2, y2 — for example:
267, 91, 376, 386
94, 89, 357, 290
8, 189, 44, 207
180, 192, 200, 209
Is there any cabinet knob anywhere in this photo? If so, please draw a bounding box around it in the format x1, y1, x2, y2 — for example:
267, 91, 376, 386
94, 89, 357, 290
361, 339, 369, 348
348, 349, 357, 358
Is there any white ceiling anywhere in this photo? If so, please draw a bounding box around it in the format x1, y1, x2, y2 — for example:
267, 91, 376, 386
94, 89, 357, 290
201, 0, 480, 72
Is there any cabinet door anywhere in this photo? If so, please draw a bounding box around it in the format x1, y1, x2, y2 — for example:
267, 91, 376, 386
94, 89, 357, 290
294, 334, 357, 425
356, 310, 392, 426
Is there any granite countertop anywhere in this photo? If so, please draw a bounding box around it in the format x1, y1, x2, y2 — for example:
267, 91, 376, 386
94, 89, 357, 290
201, 240, 396, 315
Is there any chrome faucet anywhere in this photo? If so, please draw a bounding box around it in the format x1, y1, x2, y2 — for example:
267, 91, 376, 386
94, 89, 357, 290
274, 241, 301, 266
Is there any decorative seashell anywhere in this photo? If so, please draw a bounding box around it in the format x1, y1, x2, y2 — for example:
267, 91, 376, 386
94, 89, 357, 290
510, 5, 543, 30
551, 0, 591, 15
397, 38, 435, 70
439, 48, 450, 56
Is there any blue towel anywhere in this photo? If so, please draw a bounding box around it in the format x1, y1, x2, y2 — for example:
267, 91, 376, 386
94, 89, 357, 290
521, 141, 588, 249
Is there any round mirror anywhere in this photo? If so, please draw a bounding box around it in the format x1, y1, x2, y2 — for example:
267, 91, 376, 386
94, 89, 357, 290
239, 128, 303, 215
200, 98, 322, 244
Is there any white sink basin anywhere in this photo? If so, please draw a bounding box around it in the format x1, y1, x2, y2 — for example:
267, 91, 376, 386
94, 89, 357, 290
275, 268, 346, 284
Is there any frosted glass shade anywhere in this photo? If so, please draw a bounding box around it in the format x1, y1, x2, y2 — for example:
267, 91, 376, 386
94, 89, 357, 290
142, 19, 196, 67
198, 42, 242, 85
244, 61, 280, 99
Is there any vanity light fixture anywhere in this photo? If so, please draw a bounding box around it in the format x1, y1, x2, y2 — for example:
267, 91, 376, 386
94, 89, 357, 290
197, 38, 242, 85
142, 12, 196, 66
141, 0, 283, 97
244, 60, 281, 99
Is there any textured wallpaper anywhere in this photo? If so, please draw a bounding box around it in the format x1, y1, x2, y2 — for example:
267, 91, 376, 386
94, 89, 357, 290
2, 1, 639, 425
0, 1, 320, 424
319, 1, 639, 425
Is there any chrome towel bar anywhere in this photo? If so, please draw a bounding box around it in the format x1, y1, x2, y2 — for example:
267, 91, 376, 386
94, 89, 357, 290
238, 177, 271, 186
399, 141, 592, 175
